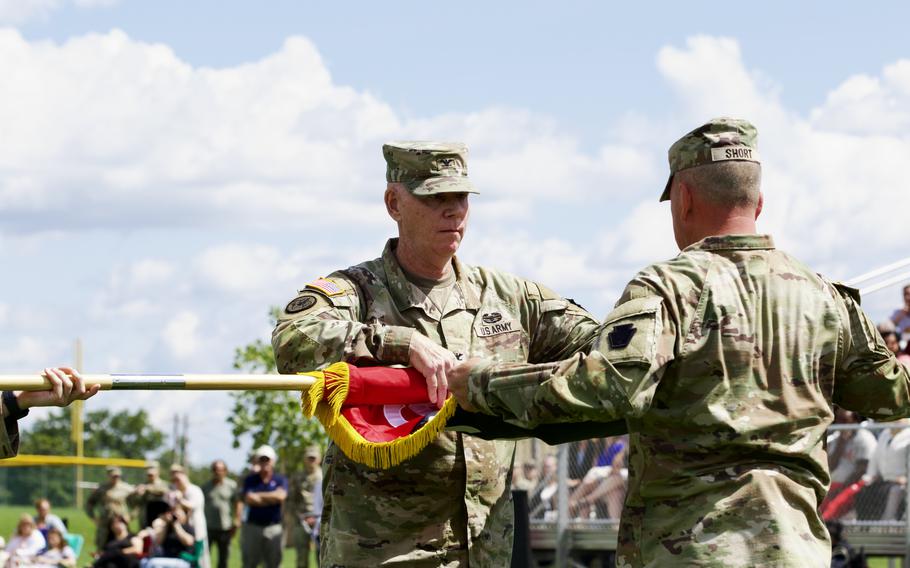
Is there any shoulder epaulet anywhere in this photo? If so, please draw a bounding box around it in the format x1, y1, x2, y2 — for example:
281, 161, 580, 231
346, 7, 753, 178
831, 280, 862, 306
525, 280, 562, 301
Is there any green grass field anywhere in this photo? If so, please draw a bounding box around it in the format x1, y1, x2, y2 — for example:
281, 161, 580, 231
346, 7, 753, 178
0, 506, 312, 568
0, 505, 903, 567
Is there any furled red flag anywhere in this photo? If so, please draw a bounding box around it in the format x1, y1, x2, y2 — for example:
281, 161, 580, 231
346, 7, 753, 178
300, 362, 628, 470
301, 363, 458, 469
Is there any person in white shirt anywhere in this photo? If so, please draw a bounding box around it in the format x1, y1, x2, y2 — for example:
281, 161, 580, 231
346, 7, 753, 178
858, 420, 910, 520
170, 465, 209, 568
821, 409, 878, 519
2, 514, 47, 567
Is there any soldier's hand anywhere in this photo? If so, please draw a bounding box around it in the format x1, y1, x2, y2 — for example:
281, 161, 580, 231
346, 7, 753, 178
17, 367, 101, 410
408, 333, 457, 408
448, 359, 481, 412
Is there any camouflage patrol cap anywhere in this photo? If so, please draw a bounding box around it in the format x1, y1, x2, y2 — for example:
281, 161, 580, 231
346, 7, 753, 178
660, 117, 760, 201
383, 141, 478, 196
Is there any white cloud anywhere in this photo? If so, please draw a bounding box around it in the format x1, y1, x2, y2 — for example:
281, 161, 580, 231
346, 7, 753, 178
0, 0, 116, 24
0, 29, 647, 237
0, 336, 53, 370
652, 35, 910, 269
162, 311, 201, 359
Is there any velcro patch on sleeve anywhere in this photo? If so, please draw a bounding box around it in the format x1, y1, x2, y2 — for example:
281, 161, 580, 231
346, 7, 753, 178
599, 296, 663, 365
305, 277, 346, 297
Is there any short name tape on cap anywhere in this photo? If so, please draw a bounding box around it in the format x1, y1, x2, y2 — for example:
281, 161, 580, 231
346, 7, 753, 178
710, 146, 760, 163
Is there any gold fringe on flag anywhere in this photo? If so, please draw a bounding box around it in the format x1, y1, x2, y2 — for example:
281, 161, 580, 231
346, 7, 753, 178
299, 363, 457, 469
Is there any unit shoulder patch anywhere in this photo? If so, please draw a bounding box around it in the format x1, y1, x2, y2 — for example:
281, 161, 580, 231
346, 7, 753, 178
607, 323, 637, 349
285, 295, 318, 314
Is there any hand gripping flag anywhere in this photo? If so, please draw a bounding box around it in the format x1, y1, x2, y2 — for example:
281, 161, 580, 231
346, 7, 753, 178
300, 362, 459, 469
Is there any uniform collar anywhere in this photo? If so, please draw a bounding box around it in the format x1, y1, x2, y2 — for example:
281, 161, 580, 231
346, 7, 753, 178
382, 239, 481, 317
684, 234, 775, 253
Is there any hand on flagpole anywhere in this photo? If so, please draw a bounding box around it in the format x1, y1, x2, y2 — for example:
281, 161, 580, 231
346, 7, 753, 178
448, 359, 481, 412
408, 334, 456, 408
16, 367, 101, 410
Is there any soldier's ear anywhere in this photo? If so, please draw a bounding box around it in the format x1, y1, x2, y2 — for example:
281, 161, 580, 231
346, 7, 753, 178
385, 185, 402, 222
678, 180, 693, 221
755, 192, 764, 220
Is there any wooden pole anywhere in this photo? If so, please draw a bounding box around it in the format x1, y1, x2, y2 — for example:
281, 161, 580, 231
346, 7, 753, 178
0, 373, 318, 391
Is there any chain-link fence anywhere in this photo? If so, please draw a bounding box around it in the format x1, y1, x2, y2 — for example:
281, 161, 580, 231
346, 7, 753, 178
513, 422, 910, 566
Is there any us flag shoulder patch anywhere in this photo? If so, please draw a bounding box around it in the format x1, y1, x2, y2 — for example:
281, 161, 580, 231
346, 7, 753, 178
306, 277, 344, 297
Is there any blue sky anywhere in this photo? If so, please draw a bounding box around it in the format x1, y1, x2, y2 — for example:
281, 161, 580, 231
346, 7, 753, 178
3, 1, 910, 465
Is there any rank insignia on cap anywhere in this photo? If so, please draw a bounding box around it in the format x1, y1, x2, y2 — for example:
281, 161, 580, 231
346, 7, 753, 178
306, 278, 344, 297
286, 295, 317, 314
607, 323, 637, 349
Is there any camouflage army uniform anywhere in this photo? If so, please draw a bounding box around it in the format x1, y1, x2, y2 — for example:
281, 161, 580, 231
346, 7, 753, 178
0, 394, 20, 459
468, 233, 910, 567
128, 472, 170, 527
86, 476, 135, 550
290, 465, 322, 568
272, 238, 599, 567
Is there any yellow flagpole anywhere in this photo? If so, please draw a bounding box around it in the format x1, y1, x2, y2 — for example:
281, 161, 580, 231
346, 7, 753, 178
0, 373, 318, 391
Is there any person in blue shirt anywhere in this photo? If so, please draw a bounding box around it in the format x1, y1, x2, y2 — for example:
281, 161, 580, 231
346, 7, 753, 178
240, 445, 287, 568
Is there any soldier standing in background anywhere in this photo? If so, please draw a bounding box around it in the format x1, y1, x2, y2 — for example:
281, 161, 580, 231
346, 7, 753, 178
202, 459, 239, 568
128, 461, 169, 528
86, 466, 134, 551
272, 141, 600, 566
449, 117, 910, 567
289, 446, 322, 568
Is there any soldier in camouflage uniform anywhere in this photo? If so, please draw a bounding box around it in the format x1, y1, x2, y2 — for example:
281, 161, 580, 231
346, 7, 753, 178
1, 368, 99, 459
272, 141, 600, 567
86, 466, 135, 550
449, 118, 910, 567
290, 446, 323, 567
129, 461, 170, 528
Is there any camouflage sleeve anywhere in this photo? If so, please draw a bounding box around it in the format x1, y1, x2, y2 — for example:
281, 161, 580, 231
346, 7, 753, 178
0, 395, 20, 459
524, 281, 601, 363
271, 274, 415, 373
831, 282, 910, 419
468, 281, 677, 428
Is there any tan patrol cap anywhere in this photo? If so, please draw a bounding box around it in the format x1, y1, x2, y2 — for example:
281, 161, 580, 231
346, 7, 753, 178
383, 141, 478, 196
661, 117, 761, 201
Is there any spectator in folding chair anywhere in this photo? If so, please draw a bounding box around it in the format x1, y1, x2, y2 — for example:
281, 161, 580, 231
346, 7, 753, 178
93, 515, 142, 568
142, 505, 196, 568
568, 436, 628, 519
856, 419, 910, 521
2, 514, 46, 568
821, 408, 877, 520
890, 285, 910, 344
33, 499, 67, 540
33, 527, 75, 568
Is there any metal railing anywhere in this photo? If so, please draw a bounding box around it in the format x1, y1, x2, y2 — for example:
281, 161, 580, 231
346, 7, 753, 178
515, 423, 910, 567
